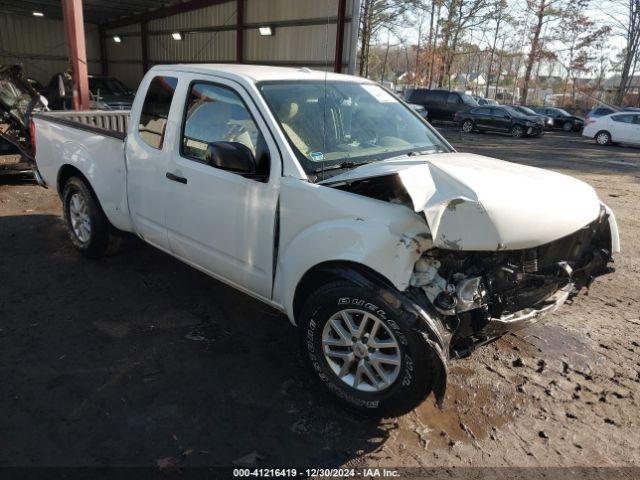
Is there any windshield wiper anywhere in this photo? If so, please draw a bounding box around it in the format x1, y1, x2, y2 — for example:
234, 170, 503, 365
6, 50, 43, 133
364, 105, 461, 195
314, 160, 370, 173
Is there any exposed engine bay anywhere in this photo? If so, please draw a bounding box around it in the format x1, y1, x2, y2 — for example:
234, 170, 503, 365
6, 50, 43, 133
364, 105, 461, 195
334, 173, 617, 357
0, 65, 45, 164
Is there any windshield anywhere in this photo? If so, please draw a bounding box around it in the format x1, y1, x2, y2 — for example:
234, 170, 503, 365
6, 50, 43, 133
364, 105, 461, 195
517, 106, 536, 116
461, 94, 478, 106
89, 77, 130, 96
259, 81, 450, 174
556, 108, 571, 116
503, 106, 528, 117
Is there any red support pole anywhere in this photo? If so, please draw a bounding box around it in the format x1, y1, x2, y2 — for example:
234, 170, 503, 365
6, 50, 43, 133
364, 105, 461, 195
334, 0, 347, 73
236, 0, 244, 63
61, 0, 90, 110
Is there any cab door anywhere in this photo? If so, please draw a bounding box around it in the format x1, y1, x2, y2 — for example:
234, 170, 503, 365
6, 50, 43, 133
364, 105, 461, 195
163, 76, 280, 298
125, 74, 179, 251
611, 114, 638, 143
491, 107, 512, 132
474, 107, 493, 130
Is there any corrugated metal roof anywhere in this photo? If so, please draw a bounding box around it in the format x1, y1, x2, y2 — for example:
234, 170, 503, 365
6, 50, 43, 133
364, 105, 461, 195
0, 0, 182, 24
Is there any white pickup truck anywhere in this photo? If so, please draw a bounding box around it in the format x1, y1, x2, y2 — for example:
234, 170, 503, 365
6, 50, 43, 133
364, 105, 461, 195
32, 64, 619, 416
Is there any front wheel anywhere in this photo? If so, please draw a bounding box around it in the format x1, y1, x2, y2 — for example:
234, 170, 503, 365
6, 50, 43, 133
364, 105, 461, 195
62, 177, 120, 258
298, 281, 438, 417
562, 121, 574, 132
510, 125, 524, 138
461, 119, 474, 133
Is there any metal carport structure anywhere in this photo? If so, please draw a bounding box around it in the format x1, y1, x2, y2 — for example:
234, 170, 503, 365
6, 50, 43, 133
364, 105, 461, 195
0, 0, 359, 109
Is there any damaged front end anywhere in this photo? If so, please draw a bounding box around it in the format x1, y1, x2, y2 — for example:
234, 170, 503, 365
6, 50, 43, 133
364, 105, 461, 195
409, 205, 616, 357
324, 154, 618, 394
0, 65, 47, 172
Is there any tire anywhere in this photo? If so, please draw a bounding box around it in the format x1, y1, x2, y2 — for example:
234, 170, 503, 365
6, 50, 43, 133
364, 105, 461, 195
462, 119, 474, 133
562, 121, 573, 132
595, 130, 612, 146
62, 176, 120, 258
510, 125, 524, 138
298, 280, 437, 417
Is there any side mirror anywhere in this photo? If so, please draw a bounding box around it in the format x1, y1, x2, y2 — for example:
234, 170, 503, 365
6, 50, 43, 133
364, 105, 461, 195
204, 141, 258, 175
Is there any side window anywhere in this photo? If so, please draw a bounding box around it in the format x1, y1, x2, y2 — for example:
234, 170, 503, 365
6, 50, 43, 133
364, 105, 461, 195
181, 82, 263, 166
409, 90, 426, 104
447, 93, 460, 104
476, 107, 490, 115
138, 76, 178, 149
633, 115, 640, 124
612, 114, 634, 124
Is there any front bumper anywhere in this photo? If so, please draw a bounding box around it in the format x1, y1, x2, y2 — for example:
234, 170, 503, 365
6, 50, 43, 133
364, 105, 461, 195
526, 125, 543, 136
480, 283, 573, 337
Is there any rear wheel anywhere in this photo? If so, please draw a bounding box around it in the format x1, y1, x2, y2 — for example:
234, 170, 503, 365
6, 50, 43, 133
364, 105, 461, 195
62, 177, 120, 258
298, 281, 438, 417
462, 119, 474, 133
510, 125, 524, 138
562, 121, 574, 132
595, 130, 612, 146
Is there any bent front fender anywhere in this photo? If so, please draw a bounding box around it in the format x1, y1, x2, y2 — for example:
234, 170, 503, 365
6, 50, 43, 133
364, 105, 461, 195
273, 216, 430, 323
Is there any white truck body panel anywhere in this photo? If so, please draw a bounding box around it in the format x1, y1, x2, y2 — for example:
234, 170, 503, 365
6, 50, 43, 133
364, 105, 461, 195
322, 152, 607, 251
33, 64, 620, 326
34, 117, 134, 232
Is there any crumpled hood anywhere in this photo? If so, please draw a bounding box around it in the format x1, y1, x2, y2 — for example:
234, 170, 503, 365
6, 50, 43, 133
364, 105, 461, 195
322, 152, 601, 251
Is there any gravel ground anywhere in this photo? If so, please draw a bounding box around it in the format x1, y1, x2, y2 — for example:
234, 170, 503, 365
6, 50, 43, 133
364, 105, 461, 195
0, 127, 638, 476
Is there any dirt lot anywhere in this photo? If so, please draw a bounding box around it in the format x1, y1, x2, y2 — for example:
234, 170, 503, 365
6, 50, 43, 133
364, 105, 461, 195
1, 128, 639, 475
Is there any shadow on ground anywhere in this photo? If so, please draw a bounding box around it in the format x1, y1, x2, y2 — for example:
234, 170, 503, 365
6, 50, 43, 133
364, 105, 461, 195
0, 214, 387, 467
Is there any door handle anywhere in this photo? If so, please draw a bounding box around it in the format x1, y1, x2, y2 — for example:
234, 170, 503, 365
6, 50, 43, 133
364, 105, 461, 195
166, 172, 187, 184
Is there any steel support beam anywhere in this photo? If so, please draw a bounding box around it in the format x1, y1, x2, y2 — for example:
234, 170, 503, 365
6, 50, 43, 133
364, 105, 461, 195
236, 0, 244, 63
61, 0, 90, 110
141, 20, 150, 73
334, 0, 347, 73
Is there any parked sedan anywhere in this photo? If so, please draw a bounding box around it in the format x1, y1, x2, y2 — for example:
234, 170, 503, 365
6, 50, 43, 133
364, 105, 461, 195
582, 112, 640, 146
510, 105, 554, 129
454, 105, 543, 138
530, 107, 584, 132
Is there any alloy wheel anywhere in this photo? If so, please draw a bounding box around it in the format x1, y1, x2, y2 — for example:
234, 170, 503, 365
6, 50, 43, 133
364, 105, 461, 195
321, 309, 402, 393
68, 192, 92, 243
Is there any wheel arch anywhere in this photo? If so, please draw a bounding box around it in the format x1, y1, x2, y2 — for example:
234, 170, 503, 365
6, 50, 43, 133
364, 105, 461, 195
292, 260, 395, 325
57, 164, 89, 198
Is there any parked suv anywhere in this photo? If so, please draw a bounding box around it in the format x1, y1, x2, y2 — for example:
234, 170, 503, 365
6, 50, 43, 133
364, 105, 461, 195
406, 89, 478, 121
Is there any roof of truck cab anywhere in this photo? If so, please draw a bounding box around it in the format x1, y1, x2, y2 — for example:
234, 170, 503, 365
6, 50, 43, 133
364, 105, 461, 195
152, 64, 368, 84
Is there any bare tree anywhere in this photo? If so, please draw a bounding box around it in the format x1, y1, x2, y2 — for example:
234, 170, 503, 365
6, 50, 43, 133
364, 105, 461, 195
601, 0, 640, 105
358, 0, 416, 77
485, 0, 510, 97
520, 0, 578, 104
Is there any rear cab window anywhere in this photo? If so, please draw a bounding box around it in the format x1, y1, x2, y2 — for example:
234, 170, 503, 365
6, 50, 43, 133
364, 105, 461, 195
138, 76, 178, 149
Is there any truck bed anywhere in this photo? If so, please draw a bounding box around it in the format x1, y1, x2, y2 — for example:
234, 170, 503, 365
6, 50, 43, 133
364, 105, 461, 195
33, 109, 133, 232
33, 110, 130, 139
